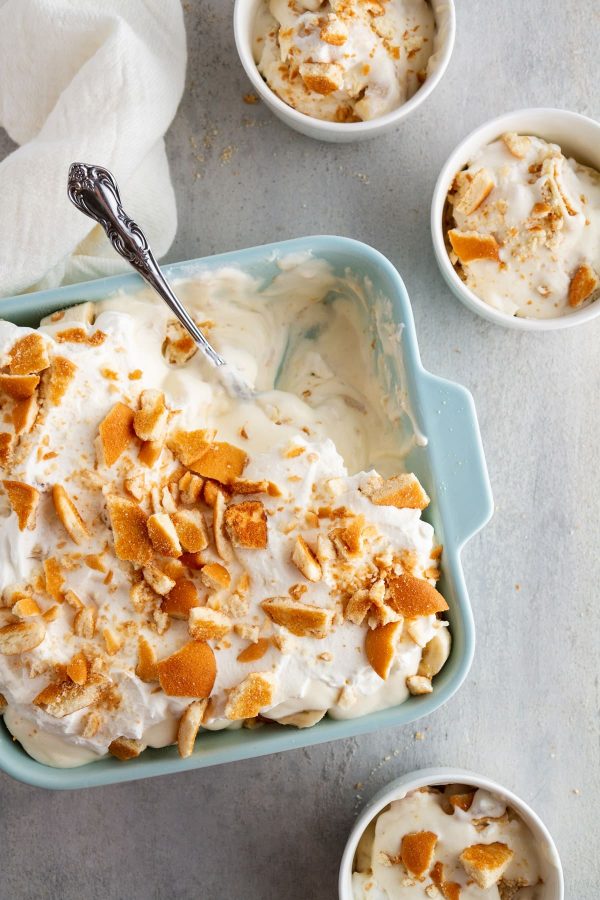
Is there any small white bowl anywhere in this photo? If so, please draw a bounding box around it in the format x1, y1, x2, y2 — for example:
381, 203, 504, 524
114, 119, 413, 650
431, 108, 600, 331
339, 767, 564, 899
233, 0, 455, 143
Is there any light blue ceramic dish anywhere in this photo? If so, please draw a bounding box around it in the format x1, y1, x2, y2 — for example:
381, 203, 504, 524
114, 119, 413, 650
0, 236, 493, 789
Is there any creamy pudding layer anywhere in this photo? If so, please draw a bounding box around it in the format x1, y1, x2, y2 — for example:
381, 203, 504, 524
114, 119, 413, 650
446, 133, 600, 318
254, 0, 435, 122
353, 787, 543, 898
0, 257, 449, 767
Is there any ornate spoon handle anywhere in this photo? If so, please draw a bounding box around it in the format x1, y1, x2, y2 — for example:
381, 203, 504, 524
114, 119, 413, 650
67, 162, 226, 369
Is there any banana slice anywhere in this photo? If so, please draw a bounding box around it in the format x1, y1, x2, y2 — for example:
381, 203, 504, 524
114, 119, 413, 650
41, 301, 95, 327
270, 709, 327, 729
417, 627, 451, 678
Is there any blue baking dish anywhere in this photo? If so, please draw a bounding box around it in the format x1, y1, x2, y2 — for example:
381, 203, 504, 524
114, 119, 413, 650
0, 236, 492, 789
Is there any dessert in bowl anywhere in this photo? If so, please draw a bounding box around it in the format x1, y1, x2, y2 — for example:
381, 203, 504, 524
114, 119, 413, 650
234, 0, 455, 141
431, 108, 600, 330
0, 237, 491, 787
340, 768, 564, 899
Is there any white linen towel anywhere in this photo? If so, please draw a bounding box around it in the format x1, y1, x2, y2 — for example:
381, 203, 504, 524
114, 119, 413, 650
0, 0, 186, 297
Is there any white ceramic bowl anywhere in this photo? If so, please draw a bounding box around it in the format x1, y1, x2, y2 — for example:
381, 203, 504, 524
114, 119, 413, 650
431, 108, 600, 331
339, 766, 564, 899
233, 0, 455, 143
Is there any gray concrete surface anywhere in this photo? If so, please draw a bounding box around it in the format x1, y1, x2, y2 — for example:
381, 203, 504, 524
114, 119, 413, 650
1, 1, 599, 897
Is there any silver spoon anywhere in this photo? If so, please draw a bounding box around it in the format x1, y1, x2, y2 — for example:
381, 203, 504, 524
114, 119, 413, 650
67, 162, 253, 399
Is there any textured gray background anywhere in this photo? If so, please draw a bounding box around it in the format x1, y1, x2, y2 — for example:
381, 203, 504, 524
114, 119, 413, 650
1, 1, 598, 897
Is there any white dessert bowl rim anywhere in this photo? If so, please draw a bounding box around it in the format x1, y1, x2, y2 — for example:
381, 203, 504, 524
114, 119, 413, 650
431, 107, 600, 331
338, 765, 564, 899
233, 0, 456, 143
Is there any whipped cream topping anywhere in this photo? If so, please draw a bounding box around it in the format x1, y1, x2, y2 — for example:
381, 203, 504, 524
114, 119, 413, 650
254, 0, 435, 122
446, 133, 600, 318
353, 787, 544, 898
0, 257, 449, 767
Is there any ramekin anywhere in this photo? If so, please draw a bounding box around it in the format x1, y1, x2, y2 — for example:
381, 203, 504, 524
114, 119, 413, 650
431, 108, 600, 331
339, 766, 564, 899
233, 0, 455, 143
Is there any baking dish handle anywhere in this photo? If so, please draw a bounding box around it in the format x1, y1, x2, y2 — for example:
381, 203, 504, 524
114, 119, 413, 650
419, 371, 493, 549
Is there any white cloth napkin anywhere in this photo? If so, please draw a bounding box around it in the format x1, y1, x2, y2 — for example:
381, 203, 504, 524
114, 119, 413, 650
0, 0, 186, 297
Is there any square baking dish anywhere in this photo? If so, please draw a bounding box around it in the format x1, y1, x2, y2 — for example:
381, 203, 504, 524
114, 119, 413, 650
0, 236, 492, 789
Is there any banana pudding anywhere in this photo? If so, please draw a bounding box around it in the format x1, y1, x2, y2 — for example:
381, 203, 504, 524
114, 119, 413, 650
446, 133, 600, 318
0, 258, 450, 766
253, 0, 436, 122
353, 785, 544, 898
